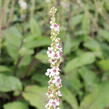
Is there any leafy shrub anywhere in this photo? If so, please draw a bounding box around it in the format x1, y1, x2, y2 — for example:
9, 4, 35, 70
0, 0, 109, 109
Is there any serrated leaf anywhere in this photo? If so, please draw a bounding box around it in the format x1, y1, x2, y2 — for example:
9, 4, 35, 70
19, 56, 31, 66
4, 26, 22, 47
30, 18, 42, 36
35, 50, 48, 63
6, 44, 19, 60
72, 14, 83, 26
23, 85, 47, 109
79, 67, 98, 91
19, 47, 34, 56
63, 72, 82, 95
64, 52, 96, 73
64, 36, 73, 55
84, 38, 103, 58
23, 36, 50, 49
4, 101, 29, 109
32, 73, 48, 86
0, 74, 22, 92
62, 87, 79, 109
3, 26, 22, 60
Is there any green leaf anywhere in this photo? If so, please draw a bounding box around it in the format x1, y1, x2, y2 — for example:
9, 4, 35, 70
98, 29, 109, 42
62, 87, 79, 109
0, 74, 22, 92
79, 67, 98, 91
104, 0, 109, 11
72, 36, 85, 51
32, 73, 48, 86
35, 50, 48, 63
64, 36, 73, 55
64, 52, 96, 73
72, 14, 83, 26
0, 66, 11, 72
23, 85, 47, 109
80, 82, 109, 109
6, 44, 19, 60
23, 36, 50, 49
97, 59, 109, 71
19, 47, 34, 56
3, 26, 22, 60
30, 18, 42, 36
82, 11, 90, 35
84, 38, 103, 58
4, 26, 22, 47
4, 101, 29, 109
19, 56, 31, 67
63, 72, 82, 95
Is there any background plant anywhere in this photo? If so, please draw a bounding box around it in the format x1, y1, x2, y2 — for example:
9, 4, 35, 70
0, 0, 109, 109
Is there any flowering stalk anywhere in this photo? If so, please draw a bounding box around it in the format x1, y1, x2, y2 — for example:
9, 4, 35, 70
45, 7, 63, 109
18, 0, 27, 19
18, 0, 28, 10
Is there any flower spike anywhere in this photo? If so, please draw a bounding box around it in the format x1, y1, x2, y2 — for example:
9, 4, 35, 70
45, 7, 63, 109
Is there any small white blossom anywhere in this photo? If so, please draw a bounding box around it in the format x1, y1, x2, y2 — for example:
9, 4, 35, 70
52, 76, 62, 88
45, 67, 60, 78
47, 47, 54, 58
45, 0, 51, 3
46, 99, 60, 108
53, 51, 62, 59
50, 24, 60, 33
19, 0, 27, 10
48, 59, 57, 65
45, 69, 51, 76
56, 90, 62, 97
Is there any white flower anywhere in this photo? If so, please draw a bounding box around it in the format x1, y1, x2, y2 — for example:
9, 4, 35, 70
52, 76, 62, 88
49, 59, 57, 65
52, 67, 60, 75
53, 51, 62, 59
47, 47, 54, 58
19, 0, 27, 10
56, 44, 62, 52
55, 38, 60, 43
46, 92, 54, 98
45, 0, 51, 3
50, 21, 53, 24
47, 99, 60, 108
45, 67, 60, 77
50, 24, 60, 33
57, 107, 61, 109
45, 69, 51, 76
56, 90, 62, 97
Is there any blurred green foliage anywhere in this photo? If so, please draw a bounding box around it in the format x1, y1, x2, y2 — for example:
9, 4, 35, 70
0, 0, 109, 109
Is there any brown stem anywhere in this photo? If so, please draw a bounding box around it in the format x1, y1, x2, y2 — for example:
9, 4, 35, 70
56, 0, 61, 6
0, 0, 10, 37
7, 0, 16, 26
22, 57, 39, 79
13, 34, 25, 76
14, 56, 23, 76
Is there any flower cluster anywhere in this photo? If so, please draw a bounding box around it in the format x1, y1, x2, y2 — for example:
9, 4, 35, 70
18, 0, 27, 19
45, 7, 62, 109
